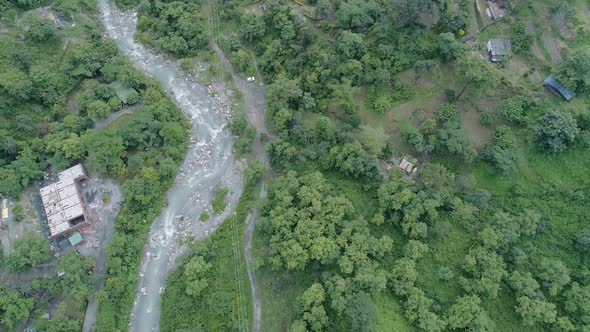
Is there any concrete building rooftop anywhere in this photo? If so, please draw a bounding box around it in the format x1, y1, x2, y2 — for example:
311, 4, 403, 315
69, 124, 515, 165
40, 164, 88, 238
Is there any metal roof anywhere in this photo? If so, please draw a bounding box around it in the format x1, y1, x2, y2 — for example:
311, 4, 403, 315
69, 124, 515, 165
544, 76, 575, 101
487, 39, 511, 55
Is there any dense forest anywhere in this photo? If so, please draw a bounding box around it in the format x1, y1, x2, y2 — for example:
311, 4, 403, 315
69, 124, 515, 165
157, 0, 590, 331
1, 0, 590, 331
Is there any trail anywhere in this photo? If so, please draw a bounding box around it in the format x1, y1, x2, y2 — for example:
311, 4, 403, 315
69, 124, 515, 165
96, 1, 244, 331
212, 40, 271, 332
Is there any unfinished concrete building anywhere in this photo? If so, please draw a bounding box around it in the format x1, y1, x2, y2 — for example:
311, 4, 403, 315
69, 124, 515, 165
40, 164, 89, 238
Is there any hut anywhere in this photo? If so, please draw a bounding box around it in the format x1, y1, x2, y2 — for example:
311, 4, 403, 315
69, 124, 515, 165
544, 76, 575, 102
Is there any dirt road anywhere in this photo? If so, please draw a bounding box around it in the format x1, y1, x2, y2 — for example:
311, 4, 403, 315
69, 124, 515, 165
212, 42, 271, 332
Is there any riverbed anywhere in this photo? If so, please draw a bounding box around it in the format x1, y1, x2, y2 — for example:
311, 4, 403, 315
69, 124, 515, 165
97, 1, 244, 331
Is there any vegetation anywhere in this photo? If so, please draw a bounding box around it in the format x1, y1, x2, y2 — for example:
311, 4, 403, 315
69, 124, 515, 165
160, 161, 266, 330
5, 236, 51, 272
211, 187, 229, 215
4, 0, 590, 331
1, 0, 189, 329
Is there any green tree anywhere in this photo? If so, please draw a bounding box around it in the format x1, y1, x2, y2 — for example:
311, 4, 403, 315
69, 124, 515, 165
455, 55, 500, 100
241, 14, 265, 42
575, 229, 590, 254
389, 0, 434, 27
315, 0, 333, 20
437, 32, 468, 61
183, 255, 212, 297
336, 31, 367, 60
515, 296, 557, 326
436, 10, 468, 34
538, 259, 570, 296
300, 283, 328, 331
54, 252, 96, 309
533, 110, 579, 153
563, 282, 590, 325
0, 168, 21, 197
37, 316, 81, 332
0, 287, 33, 329
87, 100, 110, 119
445, 295, 482, 329
25, 17, 59, 43
556, 46, 590, 92
390, 257, 417, 296
511, 21, 532, 53
345, 292, 375, 332
82, 132, 126, 175
501, 96, 529, 124
460, 247, 507, 298
509, 271, 540, 297
336, 0, 382, 30
5, 236, 51, 272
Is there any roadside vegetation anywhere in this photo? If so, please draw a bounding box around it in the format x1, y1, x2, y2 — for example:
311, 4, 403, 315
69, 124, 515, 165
2, 0, 590, 331
0, 0, 189, 330
161, 161, 266, 331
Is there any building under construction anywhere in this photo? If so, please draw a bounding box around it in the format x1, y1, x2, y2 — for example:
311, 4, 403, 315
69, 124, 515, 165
40, 164, 89, 238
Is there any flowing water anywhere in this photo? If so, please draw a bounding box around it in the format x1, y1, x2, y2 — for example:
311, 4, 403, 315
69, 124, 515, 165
97, 1, 244, 331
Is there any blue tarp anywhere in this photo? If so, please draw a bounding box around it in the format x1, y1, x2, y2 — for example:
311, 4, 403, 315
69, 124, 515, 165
544, 76, 575, 101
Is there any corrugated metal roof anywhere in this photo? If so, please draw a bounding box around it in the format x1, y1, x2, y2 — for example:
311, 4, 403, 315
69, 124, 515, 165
544, 76, 575, 101
68, 232, 83, 246
487, 39, 511, 55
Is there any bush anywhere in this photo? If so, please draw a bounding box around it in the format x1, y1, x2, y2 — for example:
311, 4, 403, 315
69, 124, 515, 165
480, 112, 495, 127
212, 187, 229, 215
533, 110, 579, 153
511, 22, 533, 53
501, 96, 529, 124
199, 212, 210, 222
5, 236, 51, 272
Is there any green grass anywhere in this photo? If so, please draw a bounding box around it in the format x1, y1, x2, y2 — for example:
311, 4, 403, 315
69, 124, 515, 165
374, 294, 415, 332
474, 144, 590, 267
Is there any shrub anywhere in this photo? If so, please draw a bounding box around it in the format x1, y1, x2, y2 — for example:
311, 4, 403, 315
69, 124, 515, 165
212, 187, 229, 215
533, 110, 579, 153
199, 212, 210, 222
480, 112, 495, 127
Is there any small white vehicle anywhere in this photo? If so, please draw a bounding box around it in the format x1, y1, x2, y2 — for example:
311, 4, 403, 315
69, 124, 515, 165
246, 76, 256, 82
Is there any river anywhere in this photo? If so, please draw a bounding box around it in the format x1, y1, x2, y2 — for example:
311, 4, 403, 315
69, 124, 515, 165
96, 1, 244, 331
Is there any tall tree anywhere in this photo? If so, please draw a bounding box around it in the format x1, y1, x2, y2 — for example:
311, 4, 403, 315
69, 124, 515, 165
533, 110, 579, 153
455, 55, 500, 100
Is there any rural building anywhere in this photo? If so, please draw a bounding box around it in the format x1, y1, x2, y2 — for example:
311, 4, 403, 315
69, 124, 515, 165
486, 39, 511, 62
486, 0, 506, 20
110, 80, 139, 104
40, 164, 89, 238
544, 76, 575, 102
399, 155, 418, 174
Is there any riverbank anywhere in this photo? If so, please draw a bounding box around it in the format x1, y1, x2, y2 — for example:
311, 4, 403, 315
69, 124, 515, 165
95, 0, 248, 330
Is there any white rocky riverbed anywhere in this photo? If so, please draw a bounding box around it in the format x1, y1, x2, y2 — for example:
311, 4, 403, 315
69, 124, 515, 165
96, 1, 244, 331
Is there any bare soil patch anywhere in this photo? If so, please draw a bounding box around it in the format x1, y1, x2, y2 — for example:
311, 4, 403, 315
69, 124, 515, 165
461, 109, 494, 148
244, 4, 263, 16
541, 29, 563, 64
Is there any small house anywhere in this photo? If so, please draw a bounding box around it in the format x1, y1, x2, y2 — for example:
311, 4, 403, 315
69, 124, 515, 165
399, 155, 418, 174
486, 39, 511, 62
544, 76, 575, 102
110, 81, 139, 104
487, 0, 506, 20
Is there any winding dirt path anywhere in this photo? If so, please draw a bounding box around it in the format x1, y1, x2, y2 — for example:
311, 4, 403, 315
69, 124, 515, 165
212, 41, 270, 332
